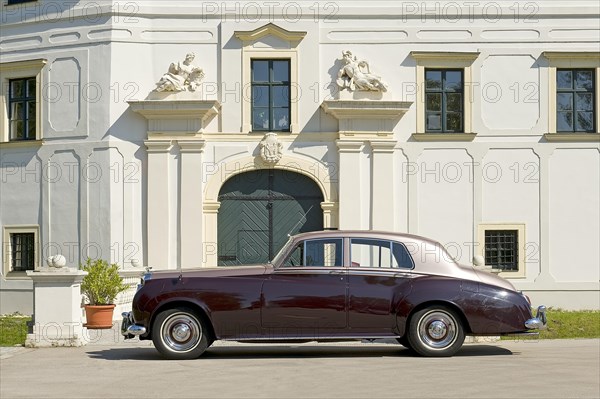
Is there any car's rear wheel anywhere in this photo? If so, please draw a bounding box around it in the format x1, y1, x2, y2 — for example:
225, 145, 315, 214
407, 306, 465, 357
152, 308, 209, 359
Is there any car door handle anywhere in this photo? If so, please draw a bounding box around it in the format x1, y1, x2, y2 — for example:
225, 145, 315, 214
328, 270, 345, 280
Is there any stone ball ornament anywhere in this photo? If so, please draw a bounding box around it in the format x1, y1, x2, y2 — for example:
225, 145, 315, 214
46, 254, 67, 268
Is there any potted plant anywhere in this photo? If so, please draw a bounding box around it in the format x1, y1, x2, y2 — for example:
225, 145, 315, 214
80, 258, 129, 329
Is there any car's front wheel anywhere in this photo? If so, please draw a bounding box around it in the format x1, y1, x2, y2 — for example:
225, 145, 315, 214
407, 306, 465, 357
396, 336, 410, 348
152, 308, 210, 360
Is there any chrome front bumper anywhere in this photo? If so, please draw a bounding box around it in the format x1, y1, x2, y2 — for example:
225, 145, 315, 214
525, 305, 547, 330
121, 312, 147, 338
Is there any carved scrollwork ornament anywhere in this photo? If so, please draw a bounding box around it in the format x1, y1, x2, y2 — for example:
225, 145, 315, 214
259, 133, 283, 164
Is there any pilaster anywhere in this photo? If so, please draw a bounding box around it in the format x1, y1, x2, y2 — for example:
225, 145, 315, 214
145, 140, 172, 268
179, 141, 206, 268
370, 140, 397, 230
336, 141, 364, 229
202, 201, 221, 267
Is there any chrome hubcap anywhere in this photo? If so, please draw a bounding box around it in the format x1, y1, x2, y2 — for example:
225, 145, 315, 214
173, 324, 191, 342
418, 310, 457, 350
428, 320, 447, 339
161, 313, 202, 353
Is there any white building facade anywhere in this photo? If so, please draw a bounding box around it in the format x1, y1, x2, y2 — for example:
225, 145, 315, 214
1, 1, 599, 313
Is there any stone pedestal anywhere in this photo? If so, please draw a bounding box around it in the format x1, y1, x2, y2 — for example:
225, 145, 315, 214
25, 268, 88, 347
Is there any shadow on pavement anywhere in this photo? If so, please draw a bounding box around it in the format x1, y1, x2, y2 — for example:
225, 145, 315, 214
454, 345, 513, 357
87, 347, 164, 361
86, 343, 512, 361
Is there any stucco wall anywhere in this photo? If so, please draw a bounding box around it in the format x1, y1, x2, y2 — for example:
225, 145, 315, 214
1, 1, 599, 311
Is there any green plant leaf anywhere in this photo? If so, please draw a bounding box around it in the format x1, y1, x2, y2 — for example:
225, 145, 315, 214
80, 258, 128, 305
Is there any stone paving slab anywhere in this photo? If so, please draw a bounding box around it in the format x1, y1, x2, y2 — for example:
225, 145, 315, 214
1, 338, 599, 398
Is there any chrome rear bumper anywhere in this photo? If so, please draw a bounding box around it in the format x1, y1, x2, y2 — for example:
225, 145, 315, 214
525, 305, 547, 330
121, 312, 147, 338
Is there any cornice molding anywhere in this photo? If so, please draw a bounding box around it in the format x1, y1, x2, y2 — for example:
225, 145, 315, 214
410, 51, 480, 63
234, 23, 306, 45
542, 51, 600, 61
0, 59, 47, 72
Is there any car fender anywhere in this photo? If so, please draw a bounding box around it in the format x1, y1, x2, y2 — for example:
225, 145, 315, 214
394, 275, 466, 337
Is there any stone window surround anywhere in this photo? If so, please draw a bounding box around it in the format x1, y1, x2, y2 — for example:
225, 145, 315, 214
2, 225, 40, 279
410, 51, 479, 142
0, 59, 46, 143
477, 223, 526, 279
235, 24, 305, 134
543, 51, 600, 142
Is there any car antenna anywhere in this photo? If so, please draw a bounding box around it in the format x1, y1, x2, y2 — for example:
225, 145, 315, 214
287, 205, 314, 237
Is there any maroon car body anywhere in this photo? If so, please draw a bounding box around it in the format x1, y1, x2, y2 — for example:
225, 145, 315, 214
122, 231, 546, 358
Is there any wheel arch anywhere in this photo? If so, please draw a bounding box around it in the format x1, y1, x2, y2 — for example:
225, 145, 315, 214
403, 300, 472, 337
149, 300, 216, 342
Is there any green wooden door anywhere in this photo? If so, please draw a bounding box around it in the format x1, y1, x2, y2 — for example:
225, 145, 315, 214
217, 170, 324, 266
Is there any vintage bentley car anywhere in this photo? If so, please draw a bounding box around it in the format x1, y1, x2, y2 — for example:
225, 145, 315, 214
122, 231, 546, 358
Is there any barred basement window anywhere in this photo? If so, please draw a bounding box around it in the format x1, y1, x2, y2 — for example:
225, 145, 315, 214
10, 233, 35, 272
484, 230, 518, 272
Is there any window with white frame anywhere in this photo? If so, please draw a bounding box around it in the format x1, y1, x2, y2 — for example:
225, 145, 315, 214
0, 59, 46, 143
234, 24, 305, 134
543, 52, 599, 141
8, 77, 36, 140
410, 51, 479, 141
3, 226, 39, 276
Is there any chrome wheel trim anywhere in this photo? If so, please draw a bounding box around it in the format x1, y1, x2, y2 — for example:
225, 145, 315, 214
416, 310, 458, 350
161, 312, 202, 353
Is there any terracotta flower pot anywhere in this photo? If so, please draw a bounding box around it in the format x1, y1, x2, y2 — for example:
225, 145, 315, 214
84, 304, 116, 329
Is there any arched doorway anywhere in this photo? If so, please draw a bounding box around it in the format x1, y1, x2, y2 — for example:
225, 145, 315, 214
217, 169, 324, 266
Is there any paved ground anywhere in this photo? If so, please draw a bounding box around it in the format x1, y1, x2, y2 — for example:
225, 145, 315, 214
1, 332, 599, 399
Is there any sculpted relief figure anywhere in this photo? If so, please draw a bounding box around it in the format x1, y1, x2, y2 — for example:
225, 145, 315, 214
336, 50, 388, 92
155, 52, 205, 92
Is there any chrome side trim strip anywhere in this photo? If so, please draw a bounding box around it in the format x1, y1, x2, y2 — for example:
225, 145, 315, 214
221, 335, 400, 341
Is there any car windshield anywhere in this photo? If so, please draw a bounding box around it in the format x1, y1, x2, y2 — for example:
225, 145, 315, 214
270, 236, 294, 266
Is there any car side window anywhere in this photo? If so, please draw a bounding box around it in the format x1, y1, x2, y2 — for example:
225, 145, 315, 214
351, 239, 414, 269
282, 239, 343, 267
391, 242, 415, 269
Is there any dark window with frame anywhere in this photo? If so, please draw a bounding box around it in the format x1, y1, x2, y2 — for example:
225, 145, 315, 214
484, 230, 518, 271
251, 59, 290, 132
10, 233, 35, 272
7, 0, 37, 5
9, 77, 36, 141
556, 69, 595, 132
425, 69, 463, 133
